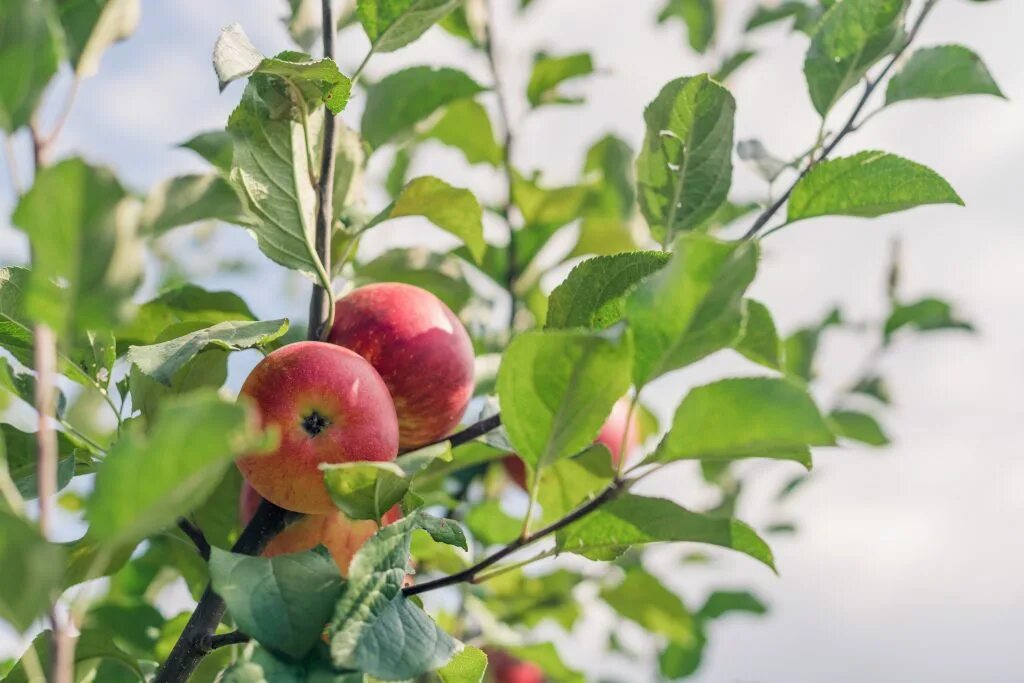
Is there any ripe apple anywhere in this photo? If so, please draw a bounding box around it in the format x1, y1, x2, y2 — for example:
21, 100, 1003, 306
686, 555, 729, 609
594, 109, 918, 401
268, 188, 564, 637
486, 650, 545, 683
504, 397, 640, 489
328, 283, 475, 450
236, 341, 399, 514
239, 482, 400, 577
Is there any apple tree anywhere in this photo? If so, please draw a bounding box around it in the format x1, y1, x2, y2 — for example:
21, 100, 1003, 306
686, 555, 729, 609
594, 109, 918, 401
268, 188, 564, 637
0, 0, 1002, 681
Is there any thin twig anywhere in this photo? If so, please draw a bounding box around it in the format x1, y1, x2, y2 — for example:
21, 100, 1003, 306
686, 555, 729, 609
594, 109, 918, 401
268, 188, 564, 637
483, 1, 519, 330
178, 518, 212, 561
403, 478, 628, 597
307, 0, 338, 342
742, 0, 940, 241
403, 413, 502, 453
201, 631, 251, 652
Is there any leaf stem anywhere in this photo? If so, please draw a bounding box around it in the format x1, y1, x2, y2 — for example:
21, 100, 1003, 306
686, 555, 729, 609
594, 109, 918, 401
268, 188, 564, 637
178, 518, 212, 561
403, 477, 628, 597
741, 0, 940, 240
402, 413, 503, 453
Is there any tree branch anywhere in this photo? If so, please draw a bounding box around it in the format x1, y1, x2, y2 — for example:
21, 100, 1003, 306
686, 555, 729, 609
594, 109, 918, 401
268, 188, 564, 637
403, 477, 628, 597
403, 413, 502, 454
177, 518, 211, 562
200, 631, 251, 652
483, 1, 519, 330
307, 0, 338, 341
742, 0, 940, 240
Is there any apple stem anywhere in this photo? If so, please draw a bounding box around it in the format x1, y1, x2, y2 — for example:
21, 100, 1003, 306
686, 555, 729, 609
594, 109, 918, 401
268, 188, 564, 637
741, 0, 940, 241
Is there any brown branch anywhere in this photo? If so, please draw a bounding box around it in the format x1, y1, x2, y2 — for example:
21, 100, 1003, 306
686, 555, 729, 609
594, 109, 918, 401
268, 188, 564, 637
742, 0, 940, 240
201, 631, 251, 651
483, 1, 519, 330
403, 477, 628, 597
402, 413, 502, 454
177, 518, 211, 561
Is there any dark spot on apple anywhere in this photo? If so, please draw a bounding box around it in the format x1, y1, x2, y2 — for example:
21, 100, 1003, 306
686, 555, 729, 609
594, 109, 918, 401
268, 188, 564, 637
301, 410, 331, 437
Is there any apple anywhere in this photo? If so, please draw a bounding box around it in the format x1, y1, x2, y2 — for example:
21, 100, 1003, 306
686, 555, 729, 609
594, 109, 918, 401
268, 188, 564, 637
328, 283, 475, 450
486, 650, 545, 683
236, 341, 399, 514
239, 482, 400, 577
504, 397, 640, 489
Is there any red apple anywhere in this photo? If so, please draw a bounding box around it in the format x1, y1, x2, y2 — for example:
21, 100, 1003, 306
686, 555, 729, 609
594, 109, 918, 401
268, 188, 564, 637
239, 482, 401, 577
236, 341, 399, 514
486, 650, 545, 683
504, 397, 640, 489
327, 283, 475, 450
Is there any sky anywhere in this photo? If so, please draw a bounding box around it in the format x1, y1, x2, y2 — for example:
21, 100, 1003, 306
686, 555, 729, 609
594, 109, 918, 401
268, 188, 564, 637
1, 0, 1022, 681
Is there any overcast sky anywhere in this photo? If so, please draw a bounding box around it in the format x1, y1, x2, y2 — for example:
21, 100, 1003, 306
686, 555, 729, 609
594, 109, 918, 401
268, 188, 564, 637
1, 0, 1022, 681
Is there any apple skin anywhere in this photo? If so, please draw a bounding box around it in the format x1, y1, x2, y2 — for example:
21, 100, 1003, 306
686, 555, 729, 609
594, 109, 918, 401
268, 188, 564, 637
239, 482, 401, 577
504, 398, 639, 489
328, 283, 475, 450
486, 650, 545, 683
236, 341, 399, 515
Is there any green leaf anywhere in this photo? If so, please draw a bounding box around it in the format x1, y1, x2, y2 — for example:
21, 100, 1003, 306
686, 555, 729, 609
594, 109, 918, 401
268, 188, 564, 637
572, 134, 637, 258
128, 325, 229, 418
601, 566, 697, 646
87, 389, 270, 543
3, 629, 146, 683
511, 172, 589, 269
713, 48, 757, 81
115, 284, 256, 348
697, 590, 768, 620
537, 444, 615, 524
851, 374, 890, 404
497, 326, 633, 469
657, 0, 716, 53
545, 252, 669, 330
369, 176, 485, 262
227, 77, 330, 287
803, 0, 906, 116
423, 99, 502, 167
361, 66, 485, 149
2, 424, 85, 500
659, 631, 706, 680
357, 0, 461, 53
12, 157, 142, 341
651, 377, 835, 466
734, 299, 783, 370
884, 296, 974, 341
213, 25, 351, 112
141, 174, 249, 235
486, 569, 582, 630
58, 0, 139, 78
179, 130, 233, 173
0, 0, 64, 132
526, 52, 594, 107
787, 151, 963, 223
437, 646, 487, 683
828, 410, 889, 446
221, 645, 355, 683
329, 513, 463, 680
746, 1, 813, 32
0, 510, 66, 632
323, 461, 409, 522
210, 546, 345, 659
626, 234, 758, 386
886, 44, 1004, 104
636, 75, 735, 241
126, 319, 288, 385
355, 248, 471, 313
464, 500, 521, 546
557, 493, 775, 570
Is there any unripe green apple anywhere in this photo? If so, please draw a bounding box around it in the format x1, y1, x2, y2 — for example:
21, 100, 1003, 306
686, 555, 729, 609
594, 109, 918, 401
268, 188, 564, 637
328, 283, 475, 450
239, 482, 400, 577
504, 397, 639, 489
236, 341, 399, 514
